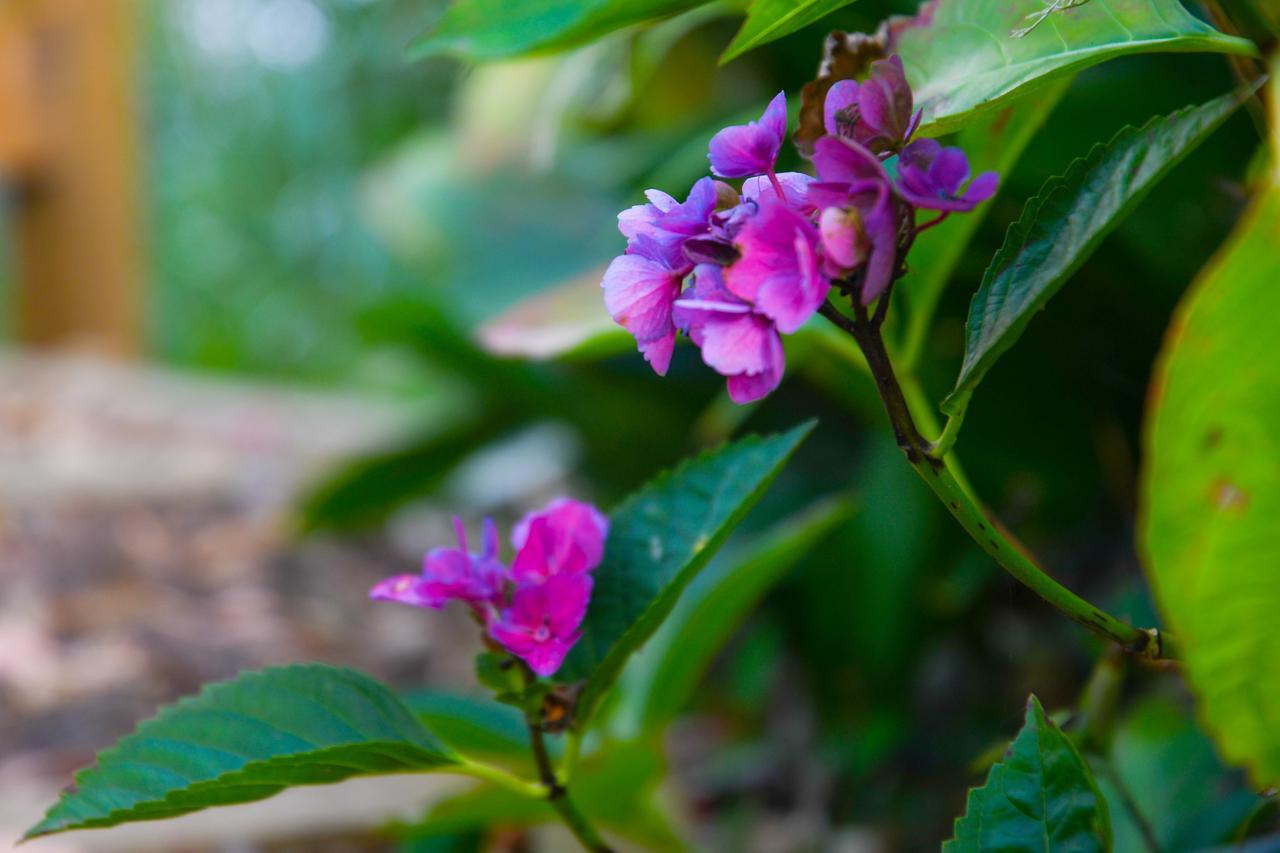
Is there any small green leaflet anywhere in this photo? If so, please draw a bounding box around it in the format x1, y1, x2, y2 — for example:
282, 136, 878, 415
27, 665, 457, 838
896, 0, 1255, 135
721, 0, 860, 64
558, 421, 815, 729
411, 0, 711, 61
945, 695, 1111, 851
943, 84, 1256, 414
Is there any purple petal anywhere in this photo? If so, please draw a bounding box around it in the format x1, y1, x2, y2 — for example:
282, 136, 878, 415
602, 253, 682, 375
741, 172, 815, 211
963, 171, 1000, 204
725, 202, 827, 334
824, 80, 860, 136
857, 56, 913, 147
708, 91, 788, 178
369, 574, 440, 609
928, 146, 971, 196
812, 136, 888, 185
725, 332, 784, 404
698, 310, 778, 377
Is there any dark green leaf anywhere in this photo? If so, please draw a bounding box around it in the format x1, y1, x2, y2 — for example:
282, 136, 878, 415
1097, 696, 1261, 851
898, 0, 1255, 134
721, 0, 859, 64
411, 0, 711, 61
28, 665, 457, 838
1141, 118, 1280, 788
944, 86, 1254, 414
945, 695, 1111, 852
614, 495, 853, 733
559, 421, 815, 728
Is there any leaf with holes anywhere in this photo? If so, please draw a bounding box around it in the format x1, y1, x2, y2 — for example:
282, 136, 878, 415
558, 421, 815, 728
893, 0, 1254, 135
1141, 93, 1280, 787
27, 665, 458, 838
943, 85, 1255, 414
945, 695, 1111, 851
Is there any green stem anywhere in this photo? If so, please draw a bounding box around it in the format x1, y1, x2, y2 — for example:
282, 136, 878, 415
557, 729, 584, 786
821, 302, 1170, 659
454, 759, 548, 799
514, 667, 614, 853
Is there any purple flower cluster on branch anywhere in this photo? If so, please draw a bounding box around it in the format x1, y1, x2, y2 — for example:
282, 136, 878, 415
602, 56, 998, 403
370, 499, 609, 677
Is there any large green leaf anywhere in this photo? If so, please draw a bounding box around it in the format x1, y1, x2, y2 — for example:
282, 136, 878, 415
559, 421, 815, 727
945, 695, 1111, 852
943, 86, 1253, 414
411, 0, 710, 61
27, 665, 457, 838
721, 0, 859, 64
612, 495, 853, 734
896, 0, 1254, 135
1141, 104, 1280, 788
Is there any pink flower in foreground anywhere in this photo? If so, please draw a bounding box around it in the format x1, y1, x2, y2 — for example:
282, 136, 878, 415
370, 517, 503, 610
511, 498, 609, 584
369, 498, 609, 678
488, 574, 593, 677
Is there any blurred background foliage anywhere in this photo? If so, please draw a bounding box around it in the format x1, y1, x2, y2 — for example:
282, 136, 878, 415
2, 0, 1273, 847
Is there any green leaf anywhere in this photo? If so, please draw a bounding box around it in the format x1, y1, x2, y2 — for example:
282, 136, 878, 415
943, 86, 1254, 414
402, 690, 533, 768
945, 695, 1111, 852
613, 496, 853, 734
900, 76, 1071, 368
27, 665, 457, 838
721, 0, 859, 64
1096, 696, 1261, 851
295, 412, 520, 532
559, 421, 815, 728
896, 0, 1255, 135
411, 0, 711, 62
1140, 99, 1280, 788
396, 740, 687, 851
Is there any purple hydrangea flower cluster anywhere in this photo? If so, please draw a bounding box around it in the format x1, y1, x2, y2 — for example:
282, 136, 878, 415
370, 499, 609, 677
602, 56, 997, 403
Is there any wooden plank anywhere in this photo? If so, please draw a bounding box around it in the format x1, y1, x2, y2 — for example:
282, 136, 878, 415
8, 0, 143, 357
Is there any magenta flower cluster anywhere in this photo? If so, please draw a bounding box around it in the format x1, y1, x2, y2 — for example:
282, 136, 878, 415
602, 56, 997, 403
370, 499, 609, 677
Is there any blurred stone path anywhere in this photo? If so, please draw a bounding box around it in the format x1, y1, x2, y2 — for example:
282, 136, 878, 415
0, 353, 478, 852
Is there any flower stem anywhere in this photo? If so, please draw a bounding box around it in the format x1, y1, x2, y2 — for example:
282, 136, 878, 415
526, 717, 613, 852
821, 300, 1171, 660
